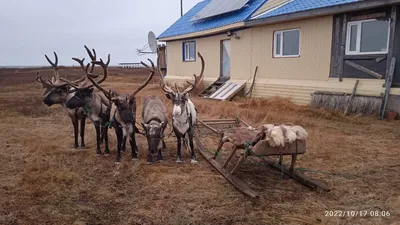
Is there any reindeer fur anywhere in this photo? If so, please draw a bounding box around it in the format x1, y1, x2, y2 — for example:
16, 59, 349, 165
141, 96, 168, 164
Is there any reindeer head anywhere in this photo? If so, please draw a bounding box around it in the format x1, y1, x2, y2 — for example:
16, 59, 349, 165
37, 47, 99, 107
142, 120, 165, 154
161, 52, 205, 117
86, 57, 156, 136
63, 52, 110, 110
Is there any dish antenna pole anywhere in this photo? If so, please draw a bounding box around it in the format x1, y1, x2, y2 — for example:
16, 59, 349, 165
136, 31, 158, 56
181, 0, 183, 17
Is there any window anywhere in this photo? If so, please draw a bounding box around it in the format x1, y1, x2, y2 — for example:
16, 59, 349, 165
183, 41, 196, 61
273, 29, 300, 57
346, 19, 390, 55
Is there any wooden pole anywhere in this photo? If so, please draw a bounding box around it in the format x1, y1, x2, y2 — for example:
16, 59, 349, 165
379, 57, 396, 120
245, 66, 258, 97
263, 157, 331, 191
194, 136, 259, 198
236, 116, 251, 128
344, 79, 359, 116
197, 119, 221, 135
180, 0, 183, 17
345, 61, 383, 79
338, 14, 347, 82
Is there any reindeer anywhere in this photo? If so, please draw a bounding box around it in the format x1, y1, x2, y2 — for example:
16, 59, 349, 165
63, 54, 112, 156
141, 96, 168, 164
36, 47, 101, 149
159, 52, 205, 163
86, 59, 156, 164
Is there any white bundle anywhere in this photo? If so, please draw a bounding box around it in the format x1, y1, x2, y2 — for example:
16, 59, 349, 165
260, 123, 308, 147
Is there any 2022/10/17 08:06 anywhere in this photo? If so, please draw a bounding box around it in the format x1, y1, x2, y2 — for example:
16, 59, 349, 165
324, 210, 391, 217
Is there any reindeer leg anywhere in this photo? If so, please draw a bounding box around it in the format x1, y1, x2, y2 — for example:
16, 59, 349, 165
129, 133, 138, 161
147, 152, 153, 165
176, 134, 183, 163
162, 139, 167, 151
115, 127, 123, 164
188, 131, 197, 164
94, 124, 102, 155
104, 124, 110, 156
157, 148, 163, 162
71, 118, 79, 149
121, 136, 127, 153
80, 117, 86, 148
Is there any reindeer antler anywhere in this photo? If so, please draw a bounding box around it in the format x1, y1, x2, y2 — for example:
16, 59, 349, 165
155, 51, 176, 95
44, 52, 60, 84
84, 54, 112, 99
129, 58, 156, 98
182, 52, 205, 94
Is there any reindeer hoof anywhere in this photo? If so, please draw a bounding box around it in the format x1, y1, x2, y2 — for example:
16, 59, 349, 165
114, 161, 121, 165
175, 159, 183, 163
104, 153, 111, 157
131, 157, 138, 161
147, 161, 152, 165
191, 159, 198, 164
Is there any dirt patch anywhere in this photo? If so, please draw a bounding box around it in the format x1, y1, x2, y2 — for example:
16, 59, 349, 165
0, 68, 399, 225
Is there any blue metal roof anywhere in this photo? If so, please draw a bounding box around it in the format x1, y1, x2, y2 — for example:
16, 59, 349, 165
158, 0, 361, 39
254, 0, 360, 19
158, 0, 267, 39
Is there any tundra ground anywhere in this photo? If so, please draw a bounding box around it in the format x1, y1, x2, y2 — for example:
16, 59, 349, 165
0, 67, 399, 225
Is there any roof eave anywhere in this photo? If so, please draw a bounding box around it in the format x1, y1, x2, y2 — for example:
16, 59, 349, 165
245, 0, 400, 27
158, 22, 245, 42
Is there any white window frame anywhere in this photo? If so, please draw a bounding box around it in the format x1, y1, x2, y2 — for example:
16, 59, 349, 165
273, 28, 301, 58
183, 41, 196, 62
345, 19, 390, 55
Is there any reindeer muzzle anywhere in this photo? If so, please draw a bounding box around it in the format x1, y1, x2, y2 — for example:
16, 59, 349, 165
121, 109, 134, 123
148, 137, 162, 154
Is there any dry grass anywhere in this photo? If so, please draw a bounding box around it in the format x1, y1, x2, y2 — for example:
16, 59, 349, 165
0, 68, 399, 225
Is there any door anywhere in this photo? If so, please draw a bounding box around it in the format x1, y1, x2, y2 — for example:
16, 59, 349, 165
220, 40, 231, 81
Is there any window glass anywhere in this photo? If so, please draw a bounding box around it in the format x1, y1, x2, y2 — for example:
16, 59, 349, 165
350, 25, 358, 52
282, 30, 300, 56
360, 20, 389, 53
276, 33, 281, 55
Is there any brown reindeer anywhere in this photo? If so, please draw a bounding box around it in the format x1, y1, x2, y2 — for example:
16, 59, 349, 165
36, 46, 104, 149
86, 58, 156, 164
141, 95, 168, 164
158, 52, 205, 163
63, 53, 112, 156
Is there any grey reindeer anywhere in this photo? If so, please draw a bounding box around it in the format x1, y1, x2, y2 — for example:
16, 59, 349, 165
63, 52, 112, 156
141, 96, 168, 164
36, 47, 104, 149
86, 58, 156, 164
159, 52, 205, 163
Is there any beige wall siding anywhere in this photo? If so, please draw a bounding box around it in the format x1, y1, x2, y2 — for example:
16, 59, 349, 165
166, 16, 333, 81
164, 76, 400, 105
166, 33, 229, 79
248, 16, 333, 81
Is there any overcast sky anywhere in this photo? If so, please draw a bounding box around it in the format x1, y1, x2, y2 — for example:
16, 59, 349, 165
0, 0, 201, 66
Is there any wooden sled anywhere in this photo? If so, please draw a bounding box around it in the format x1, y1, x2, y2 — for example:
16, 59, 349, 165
194, 117, 330, 198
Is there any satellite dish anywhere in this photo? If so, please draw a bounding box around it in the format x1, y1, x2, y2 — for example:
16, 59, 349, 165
148, 31, 157, 53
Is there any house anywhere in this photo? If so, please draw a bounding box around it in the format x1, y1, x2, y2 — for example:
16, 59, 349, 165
157, 0, 400, 115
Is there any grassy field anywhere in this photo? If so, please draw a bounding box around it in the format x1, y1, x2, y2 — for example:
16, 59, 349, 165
0, 67, 399, 225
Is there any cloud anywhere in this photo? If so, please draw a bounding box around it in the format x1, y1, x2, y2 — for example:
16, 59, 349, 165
0, 0, 201, 66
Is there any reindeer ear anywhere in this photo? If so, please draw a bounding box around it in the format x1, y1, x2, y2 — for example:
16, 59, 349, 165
183, 93, 190, 99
